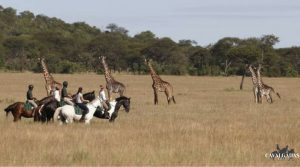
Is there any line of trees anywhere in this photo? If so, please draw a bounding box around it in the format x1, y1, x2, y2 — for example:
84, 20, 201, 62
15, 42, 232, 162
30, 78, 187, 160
0, 6, 300, 76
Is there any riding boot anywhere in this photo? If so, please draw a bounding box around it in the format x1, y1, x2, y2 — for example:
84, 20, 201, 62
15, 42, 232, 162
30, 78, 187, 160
79, 111, 86, 122
103, 109, 110, 119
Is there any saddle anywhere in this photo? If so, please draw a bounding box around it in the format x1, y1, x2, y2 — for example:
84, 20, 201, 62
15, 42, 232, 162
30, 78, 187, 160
59, 100, 66, 107
74, 105, 82, 115
24, 101, 34, 111
59, 100, 82, 115
95, 106, 104, 113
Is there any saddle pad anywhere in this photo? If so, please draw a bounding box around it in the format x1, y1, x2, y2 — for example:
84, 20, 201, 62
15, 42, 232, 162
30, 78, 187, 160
74, 105, 82, 115
59, 100, 66, 107
24, 101, 34, 111
95, 106, 103, 113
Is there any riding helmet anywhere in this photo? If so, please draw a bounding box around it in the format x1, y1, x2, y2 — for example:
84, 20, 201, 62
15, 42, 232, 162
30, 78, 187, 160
63, 81, 68, 87
28, 84, 34, 89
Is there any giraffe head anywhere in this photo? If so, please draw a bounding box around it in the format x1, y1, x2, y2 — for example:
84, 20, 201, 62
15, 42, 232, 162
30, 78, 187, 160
144, 58, 153, 66
144, 58, 149, 65
99, 56, 106, 62
38, 57, 45, 62
258, 64, 262, 71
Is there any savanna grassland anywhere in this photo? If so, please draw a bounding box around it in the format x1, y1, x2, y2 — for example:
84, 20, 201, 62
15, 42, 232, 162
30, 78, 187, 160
0, 72, 299, 166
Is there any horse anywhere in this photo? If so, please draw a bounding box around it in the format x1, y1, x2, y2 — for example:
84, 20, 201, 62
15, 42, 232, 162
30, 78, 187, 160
107, 96, 131, 122
53, 96, 131, 124
53, 96, 102, 124
40, 91, 95, 122
4, 96, 56, 122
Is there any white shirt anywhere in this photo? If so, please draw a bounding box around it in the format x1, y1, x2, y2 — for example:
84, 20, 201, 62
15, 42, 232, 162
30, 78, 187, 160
99, 90, 107, 102
54, 90, 61, 102
76, 93, 83, 103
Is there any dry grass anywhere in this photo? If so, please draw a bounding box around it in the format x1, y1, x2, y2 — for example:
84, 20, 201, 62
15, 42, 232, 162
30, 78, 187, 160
0, 72, 299, 166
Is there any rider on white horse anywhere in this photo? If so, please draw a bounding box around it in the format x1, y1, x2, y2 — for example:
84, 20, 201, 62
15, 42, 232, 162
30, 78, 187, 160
75, 87, 90, 122
99, 85, 109, 111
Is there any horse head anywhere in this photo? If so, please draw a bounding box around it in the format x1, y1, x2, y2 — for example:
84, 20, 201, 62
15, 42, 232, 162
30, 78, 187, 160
116, 96, 131, 112
83, 91, 96, 101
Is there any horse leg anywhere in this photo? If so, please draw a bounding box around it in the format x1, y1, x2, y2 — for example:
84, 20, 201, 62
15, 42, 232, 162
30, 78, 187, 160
109, 111, 118, 122
13, 115, 18, 122
12, 110, 21, 122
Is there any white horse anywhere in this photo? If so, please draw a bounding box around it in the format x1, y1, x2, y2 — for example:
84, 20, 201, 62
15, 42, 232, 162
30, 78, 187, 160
53, 97, 116, 124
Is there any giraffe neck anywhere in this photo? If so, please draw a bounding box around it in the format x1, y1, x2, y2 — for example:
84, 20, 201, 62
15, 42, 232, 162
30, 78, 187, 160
40, 59, 54, 84
101, 57, 115, 83
249, 66, 258, 86
256, 66, 264, 88
147, 62, 162, 83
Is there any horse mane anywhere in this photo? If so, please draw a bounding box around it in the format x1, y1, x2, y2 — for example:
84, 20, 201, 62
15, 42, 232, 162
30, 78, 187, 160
72, 91, 95, 98
83, 91, 95, 96
38, 96, 56, 105
39, 96, 54, 101
115, 96, 129, 102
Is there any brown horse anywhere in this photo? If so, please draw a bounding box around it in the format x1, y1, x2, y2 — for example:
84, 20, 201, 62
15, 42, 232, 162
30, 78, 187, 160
4, 96, 56, 122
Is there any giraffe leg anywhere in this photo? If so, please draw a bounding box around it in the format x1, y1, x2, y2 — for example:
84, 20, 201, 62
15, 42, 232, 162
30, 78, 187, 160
260, 94, 264, 104
153, 89, 158, 105
45, 84, 49, 96
257, 92, 261, 103
172, 96, 176, 104
108, 90, 112, 101
119, 88, 124, 97
165, 91, 171, 104
267, 93, 273, 103
253, 87, 258, 103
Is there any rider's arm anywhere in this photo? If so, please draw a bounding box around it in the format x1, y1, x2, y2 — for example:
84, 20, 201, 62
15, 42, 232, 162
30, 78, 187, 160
80, 94, 89, 103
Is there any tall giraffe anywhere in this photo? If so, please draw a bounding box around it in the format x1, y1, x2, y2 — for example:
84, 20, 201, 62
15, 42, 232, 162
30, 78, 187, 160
38, 58, 62, 96
256, 64, 280, 103
100, 56, 125, 100
248, 65, 261, 103
145, 59, 176, 105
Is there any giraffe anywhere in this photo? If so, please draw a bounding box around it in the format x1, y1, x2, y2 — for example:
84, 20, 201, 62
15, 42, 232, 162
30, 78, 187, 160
38, 58, 62, 96
99, 56, 125, 100
145, 58, 176, 105
256, 64, 281, 103
248, 65, 261, 103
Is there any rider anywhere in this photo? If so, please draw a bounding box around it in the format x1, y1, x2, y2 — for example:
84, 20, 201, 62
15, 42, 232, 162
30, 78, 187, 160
76, 87, 89, 122
99, 85, 109, 112
61, 81, 74, 106
27, 84, 37, 109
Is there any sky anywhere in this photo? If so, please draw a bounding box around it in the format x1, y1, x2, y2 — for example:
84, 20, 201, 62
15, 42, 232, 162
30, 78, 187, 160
1, 0, 300, 48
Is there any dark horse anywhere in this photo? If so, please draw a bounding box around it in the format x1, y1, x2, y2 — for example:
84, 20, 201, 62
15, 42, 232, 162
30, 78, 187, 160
93, 96, 131, 122
39, 91, 96, 122
4, 96, 56, 122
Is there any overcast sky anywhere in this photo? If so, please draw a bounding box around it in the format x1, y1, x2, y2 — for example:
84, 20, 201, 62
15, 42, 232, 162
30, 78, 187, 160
1, 0, 300, 48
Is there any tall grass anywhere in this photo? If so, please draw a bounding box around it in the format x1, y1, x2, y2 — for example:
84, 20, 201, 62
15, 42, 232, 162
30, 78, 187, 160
0, 72, 299, 166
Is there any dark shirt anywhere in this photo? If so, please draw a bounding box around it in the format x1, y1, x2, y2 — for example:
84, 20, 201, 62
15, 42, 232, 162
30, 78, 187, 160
27, 90, 33, 100
61, 87, 68, 98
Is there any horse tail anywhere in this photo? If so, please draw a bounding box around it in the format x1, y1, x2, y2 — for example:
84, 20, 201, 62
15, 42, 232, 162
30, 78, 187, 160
4, 102, 18, 117
53, 107, 62, 122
